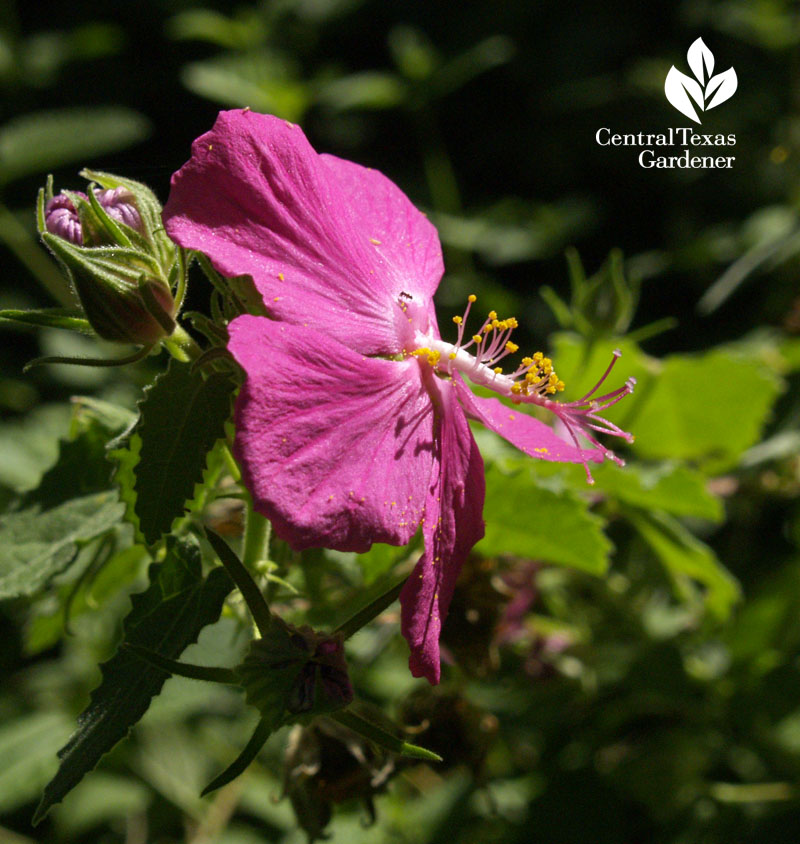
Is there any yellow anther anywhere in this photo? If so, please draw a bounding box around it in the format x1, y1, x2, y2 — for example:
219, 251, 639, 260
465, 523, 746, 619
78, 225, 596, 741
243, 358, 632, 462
449, 352, 457, 360
491, 319, 501, 329
452, 315, 463, 325
505, 341, 519, 353
549, 372, 559, 385
493, 366, 503, 374
511, 383, 522, 395
483, 324, 493, 333
557, 380, 565, 391
468, 294, 477, 303
488, 310, 498, 321
542, 357, 552, 369
546, 385, 557, 394
533, 352, 544, 362
370, 237, 382, 245
278, 272, 285, 281
472, 334, 483, 344
506, 317, 519, 329
521, 357, 533, 367
525, 372, 537, 383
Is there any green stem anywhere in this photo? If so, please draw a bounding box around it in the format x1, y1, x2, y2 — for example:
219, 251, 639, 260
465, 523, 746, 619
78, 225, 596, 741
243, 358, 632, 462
333, 577, 407, 640
206, 527, 273, 637
164, 323, 202, 362
331, 710, 442, 762
242, 496, 271, 570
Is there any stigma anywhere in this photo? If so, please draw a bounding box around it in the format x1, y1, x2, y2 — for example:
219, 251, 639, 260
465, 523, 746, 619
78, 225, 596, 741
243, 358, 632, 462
409, 294, 636, 482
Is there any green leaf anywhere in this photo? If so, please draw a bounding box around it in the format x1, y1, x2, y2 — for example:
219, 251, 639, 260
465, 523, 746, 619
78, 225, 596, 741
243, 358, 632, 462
0, 491, 124, 599
629, 349, 782, 469
27, 398, 132, 510
33, 537, 233, 825
590, 462, 724, 522
627, 510, 740, 620
0, 107, 150, 185
0, 712, 74, 815
0, 404, 70, 493
24, 544, 149, 655
317, 71, 407, 111
478, 464, 611, 575
180, 52, 311, 121
128, 361, 234, 544
0, 307, 93, 335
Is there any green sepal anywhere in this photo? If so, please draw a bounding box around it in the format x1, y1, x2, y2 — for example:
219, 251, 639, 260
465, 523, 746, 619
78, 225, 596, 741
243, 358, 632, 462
80, 169, 176, 271
234, 620, 353, 730
0, 307, 94, 335
331, 709, 443, 763
40, 232, 174, 345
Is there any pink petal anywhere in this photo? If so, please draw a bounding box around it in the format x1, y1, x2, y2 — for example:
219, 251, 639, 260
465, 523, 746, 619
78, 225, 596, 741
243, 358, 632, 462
454, 378, 604, 465
163, 110, 443, 356
229, 315, 436, 552
400, 377, 486, 684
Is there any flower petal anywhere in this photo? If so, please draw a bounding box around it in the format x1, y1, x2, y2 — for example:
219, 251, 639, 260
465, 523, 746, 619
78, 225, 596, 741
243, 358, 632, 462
229, 315, 436, 552
400, 377, 485, 684
454, 378, 604, 465
164, 110, 442, 355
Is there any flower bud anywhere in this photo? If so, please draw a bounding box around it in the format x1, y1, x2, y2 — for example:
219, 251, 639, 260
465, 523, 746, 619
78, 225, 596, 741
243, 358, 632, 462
235, 618, 353, 730
38, 173, 181, 345
95, 187, 143, 233
44, 192, 87, 245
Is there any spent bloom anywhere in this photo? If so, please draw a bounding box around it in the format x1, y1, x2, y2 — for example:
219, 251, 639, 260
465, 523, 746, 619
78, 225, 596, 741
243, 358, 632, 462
163, 110, 634, 684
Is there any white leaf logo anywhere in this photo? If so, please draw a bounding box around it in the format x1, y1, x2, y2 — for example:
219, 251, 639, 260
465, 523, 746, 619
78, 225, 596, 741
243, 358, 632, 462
687, 37, 714, 84
664, 38, 737, 123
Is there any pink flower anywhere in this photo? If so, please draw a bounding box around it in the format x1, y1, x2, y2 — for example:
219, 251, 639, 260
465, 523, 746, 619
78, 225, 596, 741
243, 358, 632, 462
163, 110, 634, 684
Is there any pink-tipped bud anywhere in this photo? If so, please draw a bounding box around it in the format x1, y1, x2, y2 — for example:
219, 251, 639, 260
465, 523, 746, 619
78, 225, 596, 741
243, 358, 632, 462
44, 193, 87, 245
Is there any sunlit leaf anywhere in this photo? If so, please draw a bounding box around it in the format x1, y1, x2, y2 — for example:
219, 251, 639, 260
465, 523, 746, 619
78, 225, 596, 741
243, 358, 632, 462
479, 464, 611, 574
628, 510, 740, 620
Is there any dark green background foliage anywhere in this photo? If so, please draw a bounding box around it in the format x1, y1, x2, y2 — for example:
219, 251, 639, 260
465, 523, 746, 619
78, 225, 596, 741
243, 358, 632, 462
1, 0, 800, 842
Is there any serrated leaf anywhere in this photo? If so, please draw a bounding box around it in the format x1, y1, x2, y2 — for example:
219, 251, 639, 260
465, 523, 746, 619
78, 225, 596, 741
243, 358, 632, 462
33, 537, 233, 824
628, 510, 740, 620
109, 430, 142, 542
478, 465, 611, 574
131, 361, 234, 544
0, 491, 123, 599
0, 107, 150, 185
